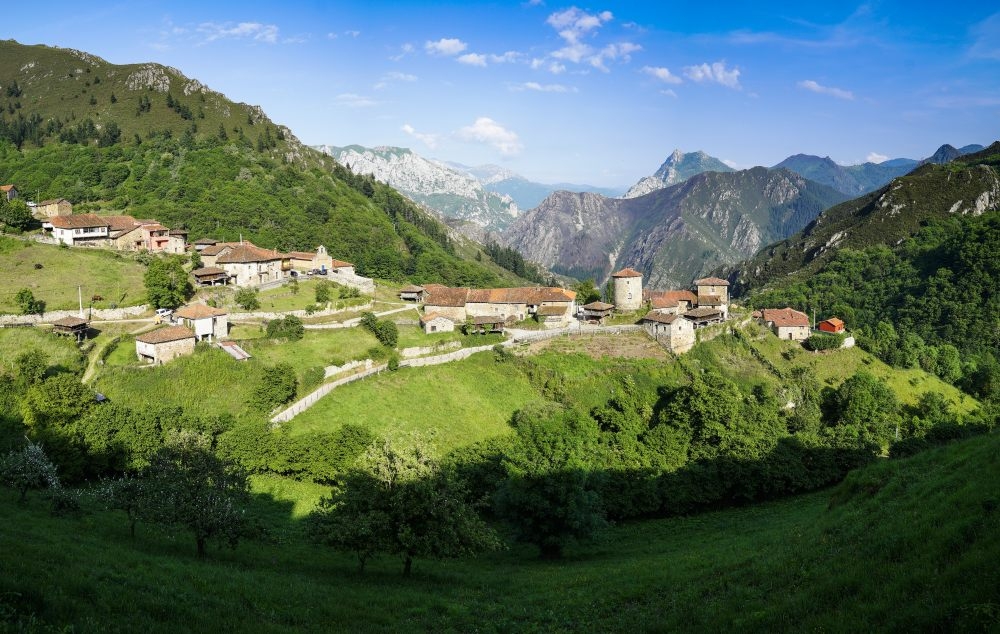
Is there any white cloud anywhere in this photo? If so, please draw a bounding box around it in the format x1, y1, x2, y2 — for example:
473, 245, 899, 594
334, 93, 378, 108
866, 152, 889, 164
345, 30, 360, 38
425, 38, 468, 56
589, 42, 642, 71
683, 61, 741, 89
722, 159, 741, 169
197, 21, 279, 44
386, 71, 417, 82
511, 82, 576, 93
798, 79, 854, 100
401, 124, 439, 149
490, 51, 522, 64
457, 53, 487, 67
660, 89, 677, 98
642, 65, 682, 84
456, 117, 523, 155
546, 7, 613, 41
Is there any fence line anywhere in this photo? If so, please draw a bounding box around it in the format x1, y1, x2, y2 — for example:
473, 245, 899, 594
270, 362, 386, 425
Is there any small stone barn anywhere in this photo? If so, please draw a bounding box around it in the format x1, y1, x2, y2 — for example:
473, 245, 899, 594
640, 311, 695, 353
683, 306, 726, 328
420, 312, 455, 334
760, 308, 811, 341
135, 325, 196, 365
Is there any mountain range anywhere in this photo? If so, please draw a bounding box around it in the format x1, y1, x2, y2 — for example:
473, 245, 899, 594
447, 161, 624, 210
726, 142, 1000, 294
623, 149, 735, 199
503, 167, 848, 289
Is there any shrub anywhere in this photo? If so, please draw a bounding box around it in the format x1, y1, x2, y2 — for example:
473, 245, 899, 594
234, 287, 260, 311
804, 333, 844, 351
265, 315, 304, 341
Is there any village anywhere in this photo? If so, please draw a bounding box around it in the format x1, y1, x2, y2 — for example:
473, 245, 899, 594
2, 183, 851, 423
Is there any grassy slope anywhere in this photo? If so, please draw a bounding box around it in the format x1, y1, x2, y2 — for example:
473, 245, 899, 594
1, 431, 996, 632
0, 236, 147, 312
0, 326, 84, 376
285, 352, 540, 452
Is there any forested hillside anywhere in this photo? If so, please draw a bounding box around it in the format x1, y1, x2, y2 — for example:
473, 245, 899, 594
0, 40, 520, 286
733, 145, 1000, 404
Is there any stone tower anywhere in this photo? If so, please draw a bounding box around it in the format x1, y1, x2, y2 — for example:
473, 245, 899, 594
611, 267, 643, 311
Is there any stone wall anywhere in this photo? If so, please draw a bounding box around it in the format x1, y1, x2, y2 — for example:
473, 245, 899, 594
400, 340, 461, 359
0, 305, 149, 325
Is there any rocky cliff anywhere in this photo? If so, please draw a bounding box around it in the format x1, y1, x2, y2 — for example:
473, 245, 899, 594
623, 149, 734, 199
504, 168, 846, 289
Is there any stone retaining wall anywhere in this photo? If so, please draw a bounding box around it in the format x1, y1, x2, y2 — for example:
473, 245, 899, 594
400, 340, 461, 359
0, 305, 149, 325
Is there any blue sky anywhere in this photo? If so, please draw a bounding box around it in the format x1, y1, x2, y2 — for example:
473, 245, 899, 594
3, 2, 999, 187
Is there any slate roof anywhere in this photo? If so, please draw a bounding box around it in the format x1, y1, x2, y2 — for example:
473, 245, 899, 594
762, 307, 809, 327
684, 307, 725, 319
399, 284, 426, 293
49, 214, 108, 229
612, 267, 643, 278
641, 311, 682, 324
537, 305, 568, 317
194, 237, 219, 245
135, 325, 195, 344
175, 304, 228, 319
693, 277, 730, 286
473, 316, 505, 325
191, 266, 229, 278
51, 316, 87, 328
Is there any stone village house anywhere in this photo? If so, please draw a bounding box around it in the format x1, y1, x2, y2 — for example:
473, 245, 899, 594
135, 325, 196, 365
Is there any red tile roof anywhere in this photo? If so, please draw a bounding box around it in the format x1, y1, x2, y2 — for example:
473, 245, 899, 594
612, 267, 642, 278
287, 251, 316, 261
694, 277, 730, 286
330, 259, 354, 268
216, 244, 285, 264
49, 214, 109, 229
582, 301, 614, 311
0, 185, 15, 192
537, 305, 568, 317
38, 198, 70, 206
697, 294, 724, 306
762, 307, 809, 328
135, 325, 195, 344
424, 287, 471, 307
105, 215, 139, 232
684, 307, 724, 319
399, 284, 426, 293
175, 304, 228, 319
194, 237, 219, 245
649, 290, 698, 309
420, 312, 453, 324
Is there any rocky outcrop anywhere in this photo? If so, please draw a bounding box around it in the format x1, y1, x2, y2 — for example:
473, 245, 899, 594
314, 145, 520, 231
623, 149, 734, 199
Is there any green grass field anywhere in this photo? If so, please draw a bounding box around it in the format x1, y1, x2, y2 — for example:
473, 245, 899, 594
0, 326, 84, 377
1, 430, 996, 632
92, 346, 262, 420
242, 328, 382, 381
285, 352, 541, 452
0, 236, 147, 312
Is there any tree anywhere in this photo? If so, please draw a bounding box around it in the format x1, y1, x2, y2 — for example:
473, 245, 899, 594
573, 278, 602, 305
265, 315, 303, 341
234, 287, 260, 311
0, 198, 33, 231
826, 371, 901, 450
315, 279, 333, 304
97, 474, 147, 539
144, 256, 192, 309
495, 414, 606, 559
142, 430, 250, 557
252, 364, 297, 413
308, 436, 500, 574
14, 288, 45, 315
14, 349, 48, 386
0, 441, 60, 502
190, 249, 202, 270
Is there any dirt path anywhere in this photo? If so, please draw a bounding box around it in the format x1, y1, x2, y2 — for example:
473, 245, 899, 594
82, 320, 157, 383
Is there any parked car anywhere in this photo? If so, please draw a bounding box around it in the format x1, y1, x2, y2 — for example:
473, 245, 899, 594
155, 308, 173, 323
